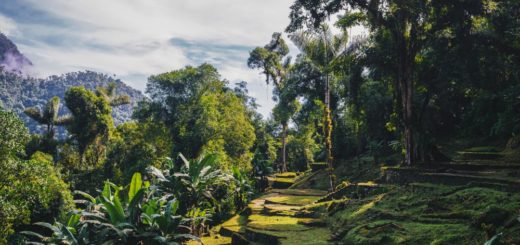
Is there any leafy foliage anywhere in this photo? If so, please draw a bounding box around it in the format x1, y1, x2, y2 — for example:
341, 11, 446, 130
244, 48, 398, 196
22, 173, 199, 244
24, 96, 71, 138
0, 108, 29, 159
231, 166, 254, 211
104, 121, 172, 185
64, 86, 114, 163
135, 64, 255, 171
1, 152, 73, 243
148, 154, 233, 216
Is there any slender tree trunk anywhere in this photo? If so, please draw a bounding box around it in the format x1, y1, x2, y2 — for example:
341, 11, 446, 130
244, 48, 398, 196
281, 122, 288, 172
397, 32, 415, 166
324, 76, 335, 192
405, 77, 414, 165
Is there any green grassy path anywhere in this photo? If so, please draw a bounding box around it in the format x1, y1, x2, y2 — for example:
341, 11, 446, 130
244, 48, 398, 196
191, 173, 332, 245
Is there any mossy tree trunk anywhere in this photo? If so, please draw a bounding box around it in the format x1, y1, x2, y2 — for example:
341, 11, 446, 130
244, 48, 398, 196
324, 77, 335, 192
282, 121, 288, 172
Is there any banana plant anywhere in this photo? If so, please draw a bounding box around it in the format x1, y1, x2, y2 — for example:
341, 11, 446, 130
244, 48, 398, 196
253, 160, 273, 191
20, 214, 85, 244
22, 172, 200, 244
186, 207, 210, 237
232, 166, 254, 211
148, 153, 233, 215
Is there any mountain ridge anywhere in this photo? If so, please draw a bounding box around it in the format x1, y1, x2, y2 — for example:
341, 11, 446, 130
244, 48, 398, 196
0, 33, 145, 137
0, 33, 33, 74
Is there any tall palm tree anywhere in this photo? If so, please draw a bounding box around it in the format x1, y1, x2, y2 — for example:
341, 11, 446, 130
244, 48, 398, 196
248, 33, 294, 172
96, 82, 131, 107
290, 24, 349, 192
24, 96, 71, 138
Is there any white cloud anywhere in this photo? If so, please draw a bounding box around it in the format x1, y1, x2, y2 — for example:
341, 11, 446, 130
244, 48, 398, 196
0, 13, 17, 35
3, 0, 298, 117
20, 0, 293, 46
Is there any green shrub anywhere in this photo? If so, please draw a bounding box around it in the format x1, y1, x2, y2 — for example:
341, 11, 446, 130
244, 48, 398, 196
1, 152, 73, 243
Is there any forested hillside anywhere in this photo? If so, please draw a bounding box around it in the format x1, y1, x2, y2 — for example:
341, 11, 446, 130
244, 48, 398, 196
0, 70, 144, 137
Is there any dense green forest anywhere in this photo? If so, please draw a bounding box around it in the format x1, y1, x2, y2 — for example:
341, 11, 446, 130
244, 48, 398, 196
0, 70, 144, 138
1, 0, 520, 244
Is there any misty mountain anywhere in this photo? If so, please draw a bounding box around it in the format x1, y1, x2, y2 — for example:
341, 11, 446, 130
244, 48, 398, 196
0, 33, 33, 74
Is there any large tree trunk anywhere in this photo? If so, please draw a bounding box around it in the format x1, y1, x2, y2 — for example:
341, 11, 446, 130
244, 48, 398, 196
281, 122, 288, 172
396, 26, 416, 166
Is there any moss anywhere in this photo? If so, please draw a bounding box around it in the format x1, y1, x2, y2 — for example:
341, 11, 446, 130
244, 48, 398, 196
186, 234, 232, 245
348, 194, 385, 219
245, 226, 332, 245
247, 214, 317, 231
290, 170, 331, 190
265, 195, 321, 206
273, 188, 328, 196
219, 214, 248, 235
275, 172, 299, 178
269, 176, 297, 188
329, 184, 520, 244
344, 220, 481, 245
464, 146, 500, 152
473, 205, 512, 231
291, 159, 384, 190
277, 227, 332, 245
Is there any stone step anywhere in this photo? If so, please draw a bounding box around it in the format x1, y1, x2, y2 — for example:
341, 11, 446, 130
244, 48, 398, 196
262, 204, 301, 216
457, 151, 505, 160
310, 162, 327, 172
204, 186, 331, 244
244, 227, 284, 244
231, 232, 250, 245
268, 177, 296, 189
274, 172, 299, 178
297, 219, 327, 227
263, 195, 322, 206
270, 188, 328, 197
316, 183, 387, 203
382, 167, 520, 191
434, 162, 520, 171
419, 172, 520, 187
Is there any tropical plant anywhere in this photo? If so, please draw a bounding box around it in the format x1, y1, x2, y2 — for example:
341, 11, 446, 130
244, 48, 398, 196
289, 24, 350, 191
96, 82, 131, 107
252, 160, 273, 192
135, 64, 256, 170
231, 166, 254, 211
24, 96, 71, 138
148, 154, 233, 215
21, 173, 199, 244
64, 86, 114, 166
248, 32, 296, 172
185, 207, 210, 237
20, 214, 83, 244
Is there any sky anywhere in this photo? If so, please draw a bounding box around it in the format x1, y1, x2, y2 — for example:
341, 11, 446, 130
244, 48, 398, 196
0, 0, 300, 117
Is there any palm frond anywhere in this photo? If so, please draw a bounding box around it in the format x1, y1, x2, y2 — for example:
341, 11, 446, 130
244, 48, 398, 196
110, 95, 131, 106
55, 115, 73, 126
24, 107, 45, 124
